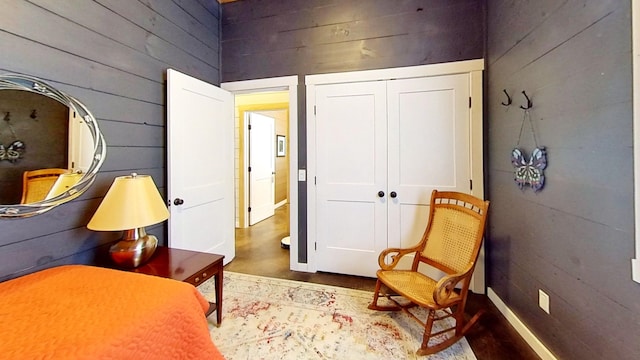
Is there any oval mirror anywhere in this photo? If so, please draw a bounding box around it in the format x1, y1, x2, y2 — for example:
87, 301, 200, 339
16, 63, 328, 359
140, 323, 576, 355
0, 74, 106, 218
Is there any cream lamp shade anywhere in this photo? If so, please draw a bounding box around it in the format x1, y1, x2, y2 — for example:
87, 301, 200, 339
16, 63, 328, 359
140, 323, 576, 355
87, 173, 169, 231
87, 173, 169, 267
45, 173, 83, 200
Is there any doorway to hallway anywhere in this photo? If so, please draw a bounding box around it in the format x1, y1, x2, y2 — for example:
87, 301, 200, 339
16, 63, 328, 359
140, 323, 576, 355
232, 204, 290, 276
222, 75, 302, 272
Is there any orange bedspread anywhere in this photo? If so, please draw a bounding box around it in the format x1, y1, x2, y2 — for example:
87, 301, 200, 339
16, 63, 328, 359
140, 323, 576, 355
0, 265, 225, 360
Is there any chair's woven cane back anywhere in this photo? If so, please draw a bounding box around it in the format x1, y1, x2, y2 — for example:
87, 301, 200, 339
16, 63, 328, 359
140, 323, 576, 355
419, 193, 487, 275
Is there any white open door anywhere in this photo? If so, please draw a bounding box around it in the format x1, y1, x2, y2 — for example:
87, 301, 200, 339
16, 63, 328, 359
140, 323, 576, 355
248, 112, 275, 225
167, 69, 235, 264
68, 111, 94, 173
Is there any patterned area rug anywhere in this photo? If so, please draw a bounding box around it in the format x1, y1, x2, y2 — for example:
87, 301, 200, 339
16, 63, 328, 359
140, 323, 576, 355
198, 272, 476, 360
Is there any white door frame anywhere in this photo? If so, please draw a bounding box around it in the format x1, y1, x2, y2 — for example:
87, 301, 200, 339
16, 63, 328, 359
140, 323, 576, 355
306, 59, 486, 292
222, 76, 304, 272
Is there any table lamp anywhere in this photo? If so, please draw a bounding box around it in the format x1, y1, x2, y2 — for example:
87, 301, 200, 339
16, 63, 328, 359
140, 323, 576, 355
87, 173, 170, 268
45, 172, 83, 200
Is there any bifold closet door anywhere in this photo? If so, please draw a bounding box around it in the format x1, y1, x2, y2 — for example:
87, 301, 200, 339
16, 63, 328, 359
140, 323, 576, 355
386, 74, 471, 254
314, 81, 388, 277
314, 74, 471, 277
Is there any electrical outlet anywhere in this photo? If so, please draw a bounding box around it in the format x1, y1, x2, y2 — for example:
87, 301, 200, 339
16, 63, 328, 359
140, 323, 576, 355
538, 289, 550, 314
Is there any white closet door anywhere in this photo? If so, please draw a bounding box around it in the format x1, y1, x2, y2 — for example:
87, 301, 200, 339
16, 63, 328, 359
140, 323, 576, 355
315, 81, 388, 277
386, 74, 471, 255
314, 74, 471, 278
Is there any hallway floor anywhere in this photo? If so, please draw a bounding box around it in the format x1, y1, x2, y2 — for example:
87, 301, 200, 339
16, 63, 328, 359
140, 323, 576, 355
225, 204, 540, 360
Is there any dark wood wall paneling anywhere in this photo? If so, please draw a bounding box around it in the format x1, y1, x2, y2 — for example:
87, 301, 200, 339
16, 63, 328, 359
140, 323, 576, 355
221, 0, 485, 263
0, 0, 220, 281
486, 1, 640, 359
222, 0, 484, 81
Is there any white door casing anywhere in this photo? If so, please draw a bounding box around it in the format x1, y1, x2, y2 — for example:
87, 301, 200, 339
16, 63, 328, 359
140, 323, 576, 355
248, 112, 275, 225
167, 69, 235, 264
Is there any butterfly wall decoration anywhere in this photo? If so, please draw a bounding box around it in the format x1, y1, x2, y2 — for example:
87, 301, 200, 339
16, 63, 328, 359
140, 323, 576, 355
511, 146, 546, 192
0, 140, 25, 162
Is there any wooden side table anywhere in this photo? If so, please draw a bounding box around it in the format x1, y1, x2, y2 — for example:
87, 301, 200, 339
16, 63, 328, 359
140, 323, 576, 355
131, 246, 225, 326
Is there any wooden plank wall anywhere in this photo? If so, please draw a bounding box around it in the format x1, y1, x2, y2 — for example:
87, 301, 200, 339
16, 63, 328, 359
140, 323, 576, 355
486, 1, 640, 358
221, 0, 485, 262
0, 0, 220, 281
222, 0, 484, 81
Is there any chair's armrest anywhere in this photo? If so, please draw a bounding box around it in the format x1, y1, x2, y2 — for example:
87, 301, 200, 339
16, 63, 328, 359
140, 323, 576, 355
378, 247, 420, 270
432, 271, 470, 306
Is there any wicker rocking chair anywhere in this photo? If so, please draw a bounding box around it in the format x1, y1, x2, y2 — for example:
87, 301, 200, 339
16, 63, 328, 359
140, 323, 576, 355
21, 168, 67, 204
368, 190, 489, 356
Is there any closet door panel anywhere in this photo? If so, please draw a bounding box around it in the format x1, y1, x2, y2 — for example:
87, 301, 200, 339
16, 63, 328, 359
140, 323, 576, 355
387, 74, 471, 254
315, 81, 388, 277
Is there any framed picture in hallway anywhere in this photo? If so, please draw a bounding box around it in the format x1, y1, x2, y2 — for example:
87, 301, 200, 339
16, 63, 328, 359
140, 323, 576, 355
277, 135, 286, 157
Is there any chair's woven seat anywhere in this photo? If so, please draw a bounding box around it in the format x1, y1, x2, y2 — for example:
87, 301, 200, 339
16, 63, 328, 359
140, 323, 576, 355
377, 270, 461, 307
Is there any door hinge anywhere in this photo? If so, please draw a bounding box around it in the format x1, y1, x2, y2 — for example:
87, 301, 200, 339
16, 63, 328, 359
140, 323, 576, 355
248, 124, 251, 130
314, 105, 316, 115
248, 207, 251, 212
315, 242, 317, 251
248, 166, 251, 172
469, 97, 472, 108
470, 179, 473, 190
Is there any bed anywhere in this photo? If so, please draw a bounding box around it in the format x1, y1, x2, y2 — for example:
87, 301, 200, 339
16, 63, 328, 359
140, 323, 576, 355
0, 264, 224, 359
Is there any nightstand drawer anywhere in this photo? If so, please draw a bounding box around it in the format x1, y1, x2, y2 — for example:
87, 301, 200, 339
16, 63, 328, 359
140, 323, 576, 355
185, 265, 215, 286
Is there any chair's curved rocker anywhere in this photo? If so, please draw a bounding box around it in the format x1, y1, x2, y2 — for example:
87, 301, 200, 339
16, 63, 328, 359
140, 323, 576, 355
368, 190, 489, 356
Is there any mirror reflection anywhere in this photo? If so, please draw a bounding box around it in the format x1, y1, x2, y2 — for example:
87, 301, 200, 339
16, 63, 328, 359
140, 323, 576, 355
0, 74, 106, 217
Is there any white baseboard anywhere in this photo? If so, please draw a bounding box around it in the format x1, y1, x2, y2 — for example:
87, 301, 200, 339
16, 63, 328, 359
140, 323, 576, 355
275, 200, 288, 209
487, 287, 558, 360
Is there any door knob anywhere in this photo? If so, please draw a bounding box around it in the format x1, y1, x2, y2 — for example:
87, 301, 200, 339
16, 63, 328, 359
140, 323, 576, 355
390, 191, 397, 198
377, 191, 385, 198
173, 198, 184, 206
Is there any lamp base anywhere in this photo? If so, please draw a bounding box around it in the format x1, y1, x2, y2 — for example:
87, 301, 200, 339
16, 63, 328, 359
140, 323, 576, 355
109, 228, 158, 268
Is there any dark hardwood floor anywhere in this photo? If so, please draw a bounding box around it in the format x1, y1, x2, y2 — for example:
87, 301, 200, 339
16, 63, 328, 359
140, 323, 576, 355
226, 204, 540, 360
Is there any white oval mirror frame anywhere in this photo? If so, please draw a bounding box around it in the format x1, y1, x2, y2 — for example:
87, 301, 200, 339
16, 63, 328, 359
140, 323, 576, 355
0, 74, 106, 218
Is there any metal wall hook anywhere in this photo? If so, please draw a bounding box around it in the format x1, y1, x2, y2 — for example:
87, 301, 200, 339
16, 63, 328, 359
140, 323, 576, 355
3, 112, 10, 121
30, 109, 37, 119
520, 91, 533, 110
501, 89, 512, 106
